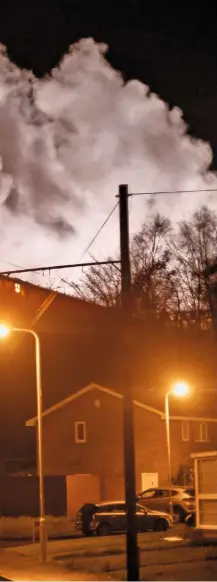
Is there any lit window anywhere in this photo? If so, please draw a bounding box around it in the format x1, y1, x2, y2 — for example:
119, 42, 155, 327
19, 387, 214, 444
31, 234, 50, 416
15, 283, 21, 294
194, 422, 208, 442
181, 420, 190, 441
75, 421, 86, 443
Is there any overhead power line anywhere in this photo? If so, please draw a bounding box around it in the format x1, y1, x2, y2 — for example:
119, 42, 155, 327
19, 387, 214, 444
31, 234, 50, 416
0, 259, 120, 276
130, 188, 217, 197
0, 203, 120, 326
3, 185, 216, 315
46, 201, 119, 291
80, 201, 119, 260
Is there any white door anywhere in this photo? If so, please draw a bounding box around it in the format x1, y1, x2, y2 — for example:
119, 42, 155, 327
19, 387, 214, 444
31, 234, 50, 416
141, 472, 158, 491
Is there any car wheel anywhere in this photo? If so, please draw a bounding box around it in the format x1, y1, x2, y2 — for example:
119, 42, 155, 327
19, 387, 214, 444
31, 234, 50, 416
185, 512, 195, 527
153, 519, 168, 532
97, 522, 112, 536
173, 506, 185, 523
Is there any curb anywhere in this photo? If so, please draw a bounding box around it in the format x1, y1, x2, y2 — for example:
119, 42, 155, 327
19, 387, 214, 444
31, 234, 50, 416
0, 532, 80, 542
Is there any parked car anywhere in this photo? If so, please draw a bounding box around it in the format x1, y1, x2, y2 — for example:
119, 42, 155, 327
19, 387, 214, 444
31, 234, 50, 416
75, 500, 173, 536
137, 486, 195, 522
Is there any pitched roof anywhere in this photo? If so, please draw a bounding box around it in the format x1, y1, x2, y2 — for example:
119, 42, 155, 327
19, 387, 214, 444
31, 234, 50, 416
0, 274, 118, 333
25, 382, 217, 427
142, 388, 217, 420
0, 274, 105, 311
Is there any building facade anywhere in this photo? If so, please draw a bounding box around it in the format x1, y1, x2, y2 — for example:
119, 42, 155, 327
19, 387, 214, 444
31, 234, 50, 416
26, 383, 217, 514
0, 275, 121, 465
1, 273, 217, 482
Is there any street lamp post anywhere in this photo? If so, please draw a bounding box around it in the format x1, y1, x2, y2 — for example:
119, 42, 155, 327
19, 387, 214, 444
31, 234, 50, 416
165, 391, 173, 517
164, 382, 189, 518
0, 324, 46, 562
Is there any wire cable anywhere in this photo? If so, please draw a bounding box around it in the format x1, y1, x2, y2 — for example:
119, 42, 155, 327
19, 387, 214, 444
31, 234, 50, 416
0, 260, 120, 276
131, 188, 217, 197
0, 203, 120, 326
80, 201, 119, 260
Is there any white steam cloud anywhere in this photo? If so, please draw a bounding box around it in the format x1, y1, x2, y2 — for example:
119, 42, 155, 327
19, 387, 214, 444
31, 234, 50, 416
0, 38, 216, 279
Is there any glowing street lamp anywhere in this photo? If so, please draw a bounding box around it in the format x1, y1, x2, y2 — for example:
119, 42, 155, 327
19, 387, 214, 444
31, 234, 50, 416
0, 324, 10, 338
172, 382, 189, 398
165, 381, 190, 518
0, 323, 46, 562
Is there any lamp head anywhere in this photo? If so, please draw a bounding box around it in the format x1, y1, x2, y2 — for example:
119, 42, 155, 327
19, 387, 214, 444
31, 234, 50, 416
172, 381, 189, 398
0, 324, 10, 338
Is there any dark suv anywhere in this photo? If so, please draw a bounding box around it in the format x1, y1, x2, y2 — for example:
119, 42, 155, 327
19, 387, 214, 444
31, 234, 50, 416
75, 500, 173, 536
137, 486, 195, 522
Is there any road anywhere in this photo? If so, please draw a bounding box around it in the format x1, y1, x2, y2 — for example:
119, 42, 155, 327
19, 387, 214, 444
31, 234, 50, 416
0, 523, 185, 549
38, 524, 215, 582
0, 540, 32, 548
1, 525, 215, 581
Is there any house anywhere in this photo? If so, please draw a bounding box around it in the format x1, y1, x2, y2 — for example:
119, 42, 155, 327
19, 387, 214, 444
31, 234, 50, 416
0, 273, 217, 478
26, 382, 217, 516
0, 275, 122, 465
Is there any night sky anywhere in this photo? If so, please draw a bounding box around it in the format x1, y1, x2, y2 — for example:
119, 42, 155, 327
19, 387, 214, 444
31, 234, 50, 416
0, 1, 216, 460
0, 2, 216, 166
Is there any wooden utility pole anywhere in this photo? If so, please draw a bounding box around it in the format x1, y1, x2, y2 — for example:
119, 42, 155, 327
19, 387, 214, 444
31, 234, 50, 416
119, 184, 139, 581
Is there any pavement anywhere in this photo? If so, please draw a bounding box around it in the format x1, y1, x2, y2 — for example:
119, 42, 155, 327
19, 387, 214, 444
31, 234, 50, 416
0, 525, 216, 581
0, 548, 104, 580
0, 526, 186, 580
0, 541, 32, 549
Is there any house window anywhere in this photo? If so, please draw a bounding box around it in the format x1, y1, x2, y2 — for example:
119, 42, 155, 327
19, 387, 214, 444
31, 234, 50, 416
194, 422, 208, 442
75, 421, 86, 443
181, 420, 190, 441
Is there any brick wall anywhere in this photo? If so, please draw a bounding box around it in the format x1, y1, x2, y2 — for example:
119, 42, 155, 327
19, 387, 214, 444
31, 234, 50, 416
39, 388, 177, 488
134, 406, 169, 487
170, 419, 217, 480
36, 387, 217, 494
42, 389, 124, 479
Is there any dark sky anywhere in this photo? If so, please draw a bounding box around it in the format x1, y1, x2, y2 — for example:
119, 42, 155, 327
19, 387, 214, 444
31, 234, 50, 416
0, 1, 217, 166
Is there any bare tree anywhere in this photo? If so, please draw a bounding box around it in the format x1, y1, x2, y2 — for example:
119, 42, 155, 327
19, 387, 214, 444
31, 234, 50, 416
70, 206, 217, 328
70, 256, 121, 307
171, 206, 217, 327
131, 214, 175, 318
71, 214, 176, 315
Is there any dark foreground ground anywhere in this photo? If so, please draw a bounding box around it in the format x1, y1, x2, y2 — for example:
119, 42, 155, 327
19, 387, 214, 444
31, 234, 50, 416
1, 524, 217, 580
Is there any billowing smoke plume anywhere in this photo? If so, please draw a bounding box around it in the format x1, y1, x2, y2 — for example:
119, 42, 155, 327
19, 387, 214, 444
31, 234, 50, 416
0, 38, 216, 275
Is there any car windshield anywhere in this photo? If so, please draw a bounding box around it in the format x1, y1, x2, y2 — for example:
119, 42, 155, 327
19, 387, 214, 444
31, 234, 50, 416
82, 503, 97, 512
96, 503, 126, 513
138, 489, 156, 498
184, 488, 195, 497
95, 505, 115, 513
93, 503, 148, 514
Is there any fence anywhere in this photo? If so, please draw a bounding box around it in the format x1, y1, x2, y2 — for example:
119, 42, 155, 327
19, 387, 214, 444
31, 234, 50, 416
0, 475, 66, 516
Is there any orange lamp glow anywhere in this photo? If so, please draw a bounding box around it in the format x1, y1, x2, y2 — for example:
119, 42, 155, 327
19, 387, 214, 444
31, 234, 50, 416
0, 324, 10, 338
171, 381, 189, 398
